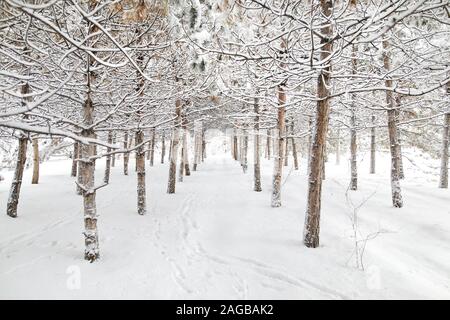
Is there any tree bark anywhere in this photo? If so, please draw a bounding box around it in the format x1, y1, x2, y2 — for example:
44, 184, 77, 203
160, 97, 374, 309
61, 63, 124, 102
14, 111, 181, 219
350, 108, 358, 190
194, 121, 201, 171
291, 122, 299, 170
394, 99, 405, 179
349, 44, 358, 190
303, 0, 333, 248
136, 130, 146, 215
271, 85, 286, 207
80, 10, 100, 261
71, 142, 79, 177
149, 127, 155, 167
233, 130, 238, 161
241, 129, 248, 173
306, 117, 313, 173
182, 116, 190, 176
370, 115, 376, 174
284, 119, 289, 167
7, 136, 28, 218
7, 80, 30, 217
179, 143, 184, 182
31, 137, 39, 184
161, 131, 166, 164
104, 131, 112, 184
79, 97, 99, 262
123, 131, 129, 176
439, 112, 450, 188
266, 129, 271, 160
167, 100, 182, 193
254, 99, 262, 191
201, 129, 206, 161
111, 133, 116, 167
383, 38, 403, 208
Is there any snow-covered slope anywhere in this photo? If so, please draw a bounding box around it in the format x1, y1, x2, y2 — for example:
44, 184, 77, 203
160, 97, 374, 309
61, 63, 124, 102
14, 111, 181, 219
0, 135, 449, 299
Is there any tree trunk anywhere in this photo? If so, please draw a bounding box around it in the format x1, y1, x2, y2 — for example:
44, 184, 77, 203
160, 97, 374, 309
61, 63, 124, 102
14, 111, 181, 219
254, 99, 262, 191
182, 117, 190, 176
307, 117, 313, 173
161, 131, 166, 164
233, 130, 238, 161
71, 142, 79, 177
136, 130, 146, 215
271, 86, 286, 207
7, 80, 30, 217
370, 115, 376, 174
398, 129, 405, 179
6, 136, 28, 218
167, 100, 182, 193
194, 121, 201, 171
104, 131, 113, 184
383, 38, 403, 208
150, 127, 155, 167
322, 142, 327, 180
291, 122, 299, 170
284, 119, 289, 167
396, 117, 405, 179
266, 129, 271, 160
123, 131, 129, 176
179, 144, 184, 182
349, 44, 358, 190
394, 100, 405, 179
111, 133, 116, 167
242, 129, 248, 173
350, 108, 358, 190
31, 137, 39, 184
303, 0, 333, 248
79, 98, 99, 262
76, 147, 84, 195
439, 112, 450, 188
201, 129, 206, 161
169, 135, 173, 160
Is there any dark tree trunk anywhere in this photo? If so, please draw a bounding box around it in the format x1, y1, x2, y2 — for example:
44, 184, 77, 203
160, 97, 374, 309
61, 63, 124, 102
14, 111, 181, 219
383, 38, 403, 208
303, 0, 333, 248
161, 131, 166, 164
7, 136, 28, 218
201, 129, 206, 161
182, 116, 190, 176
291, 122, 299, 170
266, 129, 271, 160
233, 131, 238, 161
254, 99, 262, 191
149, 127, 155, 167
349, 44, 358, 190
370, 115, 376, 174
111, 133, 116, 167
71, 142, 79, 177
104, 131, 113, 184
123, 131, 129, 176
350, 109, 358, 190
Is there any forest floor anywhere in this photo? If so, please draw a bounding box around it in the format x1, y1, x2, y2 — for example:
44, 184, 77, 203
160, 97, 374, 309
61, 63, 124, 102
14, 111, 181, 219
0, 135, 449, 299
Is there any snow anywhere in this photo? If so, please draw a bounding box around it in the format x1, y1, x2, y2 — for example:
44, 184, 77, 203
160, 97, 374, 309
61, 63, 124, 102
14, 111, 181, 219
0, 134, 449, 299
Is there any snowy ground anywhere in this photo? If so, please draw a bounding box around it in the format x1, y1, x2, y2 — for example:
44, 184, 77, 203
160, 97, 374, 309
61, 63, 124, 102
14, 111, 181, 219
0, 134, 449, 299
